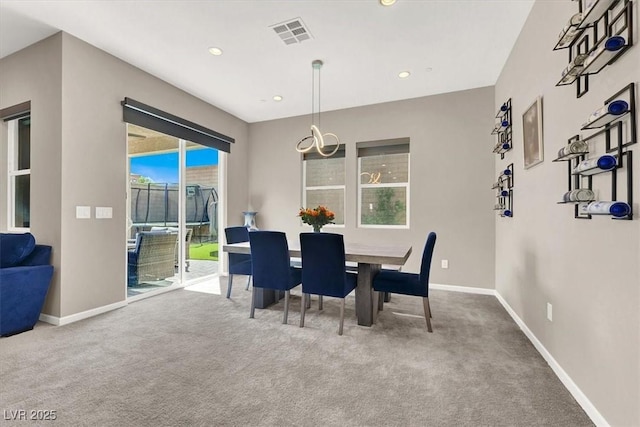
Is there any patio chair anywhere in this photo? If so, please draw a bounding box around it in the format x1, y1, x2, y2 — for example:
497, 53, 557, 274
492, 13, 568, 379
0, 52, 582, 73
150, 227, 193, 271
128, 232, 179, 286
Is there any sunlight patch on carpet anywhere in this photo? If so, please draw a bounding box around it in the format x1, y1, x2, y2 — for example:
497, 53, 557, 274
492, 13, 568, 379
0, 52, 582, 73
185, 277, 222, 295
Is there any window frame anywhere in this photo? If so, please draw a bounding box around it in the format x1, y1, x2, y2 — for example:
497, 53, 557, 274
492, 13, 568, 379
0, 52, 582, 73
357, 142, 410, 229
7, 116, 31, 231
301, 150, 346, 228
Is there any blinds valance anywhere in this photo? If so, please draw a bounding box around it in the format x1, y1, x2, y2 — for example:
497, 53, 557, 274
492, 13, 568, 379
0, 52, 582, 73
1, 101, 31, 121
122, 97, 234, 153
303, 145, 346, 161
356, 137, 410, 157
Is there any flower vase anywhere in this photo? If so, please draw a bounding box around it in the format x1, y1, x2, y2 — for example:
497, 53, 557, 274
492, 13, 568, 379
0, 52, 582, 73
313, 225, 322, 233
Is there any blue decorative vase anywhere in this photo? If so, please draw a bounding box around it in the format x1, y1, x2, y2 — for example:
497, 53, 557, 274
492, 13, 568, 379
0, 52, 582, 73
243, 211, 258, 230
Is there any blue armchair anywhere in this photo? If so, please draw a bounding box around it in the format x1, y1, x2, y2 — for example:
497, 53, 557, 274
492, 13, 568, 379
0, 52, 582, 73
299, 232, 357, 335
373, 232, 437, 332
225, 226, 253, 298
0, 233, 54, 337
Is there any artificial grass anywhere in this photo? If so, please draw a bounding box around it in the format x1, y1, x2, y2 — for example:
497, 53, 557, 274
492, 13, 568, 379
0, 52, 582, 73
189, 242, 219, 261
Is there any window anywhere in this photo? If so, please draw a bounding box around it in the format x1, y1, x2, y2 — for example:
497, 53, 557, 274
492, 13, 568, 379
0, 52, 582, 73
302, 147, 345, 225
358, 139, 410, 227
7, 114, 31, 230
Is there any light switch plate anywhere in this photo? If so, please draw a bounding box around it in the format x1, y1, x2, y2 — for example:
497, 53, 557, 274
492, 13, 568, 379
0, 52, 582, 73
76, 206, 91, 219
441, 259, 449, 269
96, 207, 113, 219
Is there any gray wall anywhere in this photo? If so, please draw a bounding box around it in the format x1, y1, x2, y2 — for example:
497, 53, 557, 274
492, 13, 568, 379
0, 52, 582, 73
0, 33, 63, 315
247, 86, 496, 287
495, 1, 639, 425
0, 32, 250, 317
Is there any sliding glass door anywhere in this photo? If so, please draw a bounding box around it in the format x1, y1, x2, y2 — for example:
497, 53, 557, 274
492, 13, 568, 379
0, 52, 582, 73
126, 124, 219, 299
183, 144, 220, 281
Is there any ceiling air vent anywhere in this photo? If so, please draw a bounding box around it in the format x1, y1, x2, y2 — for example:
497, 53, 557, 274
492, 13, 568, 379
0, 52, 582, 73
270, 18, 313, 45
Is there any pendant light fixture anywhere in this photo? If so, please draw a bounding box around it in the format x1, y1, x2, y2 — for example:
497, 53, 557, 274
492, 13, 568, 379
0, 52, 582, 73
295, 60, 340, 157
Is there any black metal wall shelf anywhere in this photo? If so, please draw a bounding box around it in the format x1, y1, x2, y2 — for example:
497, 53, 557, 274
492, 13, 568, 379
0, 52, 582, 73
555, 83, 635, 220
579, 0, 619, 27
554, 0, 633, 98
492, 163, 514, 217
554, 138, 589, 161
492, 99, 512, 159
582, 83, 637, 137
554, 12, 586, 50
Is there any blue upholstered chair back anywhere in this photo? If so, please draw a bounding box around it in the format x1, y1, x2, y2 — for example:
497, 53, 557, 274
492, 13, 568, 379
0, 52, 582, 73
419, 232, 437, 288
249, 231, 294, 291
226, 226, 249, 244
225, 226, 252, 274
300, 232, 352, 298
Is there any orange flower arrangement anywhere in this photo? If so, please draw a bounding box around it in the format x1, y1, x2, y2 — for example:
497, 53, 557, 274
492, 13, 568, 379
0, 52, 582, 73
298, 205, 335, 232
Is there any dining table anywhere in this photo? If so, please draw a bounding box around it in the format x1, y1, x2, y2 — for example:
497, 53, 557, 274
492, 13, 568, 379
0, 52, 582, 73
222, 239, 412, 327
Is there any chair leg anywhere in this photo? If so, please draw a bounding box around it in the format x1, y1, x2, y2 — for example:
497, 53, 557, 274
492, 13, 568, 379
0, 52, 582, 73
185, 260, 190, 272
428, 298, 432, 318
226, 275, 234, 299
250, 286, 256, 319
423, 297, 433, 332
372, 291, 379, 324
318, 295, 323, 311
306, 294, 311, 309
245, 276, 251, 291
338, 298, 345, 335
283, 290, 290, 324
377, 290, 384, 311
300, 293, 307, 328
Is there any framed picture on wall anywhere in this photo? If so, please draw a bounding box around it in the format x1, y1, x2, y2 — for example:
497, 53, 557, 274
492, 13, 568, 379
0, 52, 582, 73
523, 96, 543, 169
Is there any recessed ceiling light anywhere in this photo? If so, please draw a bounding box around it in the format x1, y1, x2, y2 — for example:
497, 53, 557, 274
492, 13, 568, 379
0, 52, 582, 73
398, 71, 410, 79
273, 95, 283, 101
380, 0, 397, 6
208, 47, 223, 56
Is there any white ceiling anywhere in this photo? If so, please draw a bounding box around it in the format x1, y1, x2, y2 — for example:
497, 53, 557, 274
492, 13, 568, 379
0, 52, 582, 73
0, 0, 534, 123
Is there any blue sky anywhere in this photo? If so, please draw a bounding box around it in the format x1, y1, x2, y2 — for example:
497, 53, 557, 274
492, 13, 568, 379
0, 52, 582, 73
130, 149, 218, 183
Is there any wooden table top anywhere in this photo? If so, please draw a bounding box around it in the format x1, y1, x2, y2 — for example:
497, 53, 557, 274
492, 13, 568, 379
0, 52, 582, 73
223, 240, 412, 266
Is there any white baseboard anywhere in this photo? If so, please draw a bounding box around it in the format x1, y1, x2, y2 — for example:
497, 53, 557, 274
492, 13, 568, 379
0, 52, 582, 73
39, 300, 128, 326
430, 283, 496, 296
494, 291, 609, 427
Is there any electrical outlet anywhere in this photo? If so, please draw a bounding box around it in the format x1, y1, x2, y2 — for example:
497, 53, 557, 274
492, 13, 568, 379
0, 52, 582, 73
547, 303, 553, 321
441, 259, 449, 269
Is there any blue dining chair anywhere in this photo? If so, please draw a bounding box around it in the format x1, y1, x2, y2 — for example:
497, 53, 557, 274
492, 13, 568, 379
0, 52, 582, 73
299, 232, 357, 335
372, 232, 437, 332
225, 226, 252, 298
248, 231, 302, 324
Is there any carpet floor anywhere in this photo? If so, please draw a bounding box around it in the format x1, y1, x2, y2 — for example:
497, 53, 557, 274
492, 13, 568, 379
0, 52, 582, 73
0, 281, 593, 426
